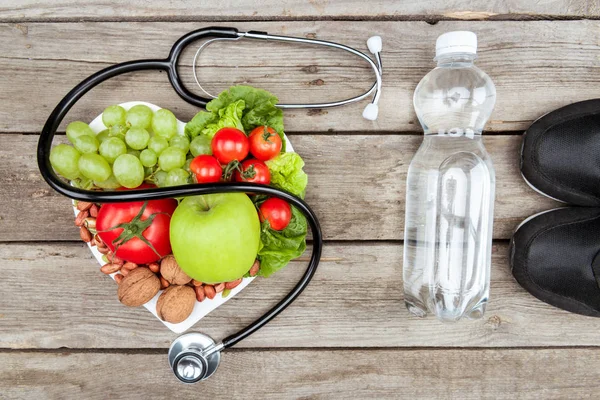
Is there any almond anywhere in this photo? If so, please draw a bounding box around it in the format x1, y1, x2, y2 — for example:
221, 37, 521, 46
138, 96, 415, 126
249, 260, 260, 277
194, 285, 205, 302
80, 226, 92, 242
160, 276, 170, 289
89, 204, 99, 217
76, 201, 93, 211
122, 262, 138, 271
191, 279, 203, 287
100, 263, 121, 274
214, 283, 225, 293
75, 210, 89, 227
148, 262, 160, 273
225, 278, 243, 290
114, 273, 124, 284
204, 285, 216, 300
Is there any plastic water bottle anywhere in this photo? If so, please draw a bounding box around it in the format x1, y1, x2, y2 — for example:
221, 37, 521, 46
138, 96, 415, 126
403, 31, 496, 322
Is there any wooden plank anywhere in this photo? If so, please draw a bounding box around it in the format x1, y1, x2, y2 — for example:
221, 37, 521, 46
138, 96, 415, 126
2, 241, 599, 349
0, 134, 558, 242
1, 0, 598, 21
2, 21, 600, 133
1, 348, 599, 399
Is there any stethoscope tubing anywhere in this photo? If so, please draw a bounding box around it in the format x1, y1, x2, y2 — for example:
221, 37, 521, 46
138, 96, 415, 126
38, 26, 323, 351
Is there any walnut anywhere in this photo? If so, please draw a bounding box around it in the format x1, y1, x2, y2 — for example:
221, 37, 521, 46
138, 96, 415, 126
160, 255, 192, 285
156, 285, 195, 323
117, 267, 160, 307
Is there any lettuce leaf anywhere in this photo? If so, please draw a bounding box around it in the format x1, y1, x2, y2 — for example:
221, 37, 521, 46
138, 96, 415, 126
266, 152, 308, 199
257, 205, 307, 277
186, 86, 286, 151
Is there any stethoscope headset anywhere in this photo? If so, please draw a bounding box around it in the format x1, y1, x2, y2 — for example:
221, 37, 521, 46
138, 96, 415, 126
37, 26, 383, 383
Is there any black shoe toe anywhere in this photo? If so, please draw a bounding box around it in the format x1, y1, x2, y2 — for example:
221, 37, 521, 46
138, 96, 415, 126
510, 207, 600, 317
521, 99, 600, 206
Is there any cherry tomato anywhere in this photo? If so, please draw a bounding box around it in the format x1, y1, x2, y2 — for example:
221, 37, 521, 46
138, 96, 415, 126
235, 159, 271, 184
190, 155, 222, 183
259, 198, 292, 231
211, 127, 249, 164
96, 187, 177, 263
249, 126, 282, 161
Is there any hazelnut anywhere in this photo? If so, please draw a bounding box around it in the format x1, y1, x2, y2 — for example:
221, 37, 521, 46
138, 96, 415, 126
160, 255, 192, 285
156, 285, 195, 323
117, 267, 160, 307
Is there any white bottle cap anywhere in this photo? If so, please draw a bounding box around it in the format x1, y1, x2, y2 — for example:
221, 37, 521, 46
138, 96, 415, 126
435, 31, 477, 58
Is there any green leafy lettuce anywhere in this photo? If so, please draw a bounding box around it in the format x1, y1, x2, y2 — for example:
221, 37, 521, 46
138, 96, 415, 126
257, 205, 307, 277
266, 152, 308, 199
185, 86, 286, 150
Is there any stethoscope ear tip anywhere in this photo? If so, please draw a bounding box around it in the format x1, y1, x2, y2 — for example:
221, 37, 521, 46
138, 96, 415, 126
363, 103, 379, 121
367, 36, 383, 54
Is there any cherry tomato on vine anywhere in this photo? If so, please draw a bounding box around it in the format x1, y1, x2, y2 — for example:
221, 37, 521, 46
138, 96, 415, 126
235, 159, 271, 184
249, 126, 282, 161
190, 155, 222, 183
259, 198, 292, 231
211, 127, 249, 164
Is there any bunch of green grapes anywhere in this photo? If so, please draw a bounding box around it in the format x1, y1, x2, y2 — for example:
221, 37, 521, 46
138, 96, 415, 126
49, 104, 213, 190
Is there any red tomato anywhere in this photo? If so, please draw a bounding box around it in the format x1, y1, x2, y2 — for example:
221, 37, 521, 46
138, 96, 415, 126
190, 155, 222, 183
211, 127, 249, 164
96, 196, 177, 264
259, 198, 292, 231
235, 159, 271, 184
249, 126, 282, 161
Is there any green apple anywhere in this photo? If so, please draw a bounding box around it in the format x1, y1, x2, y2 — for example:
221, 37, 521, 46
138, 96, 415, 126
170, 193, 260, 284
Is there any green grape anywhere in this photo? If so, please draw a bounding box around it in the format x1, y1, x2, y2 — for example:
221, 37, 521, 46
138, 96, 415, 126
126, 104, 153, 129
96, 129, 110, 143
154, 170, 168, 187
190, 135, 212, 156
148, 136, 169, 155
66, 121, 95, 144
50, 144, 81, 180
102, 105, 126, 127
73, 135, 99, 154
127, 149, 141, 158
109, 124, 128, 141
158, 147, 186, 172
144, 166, 154, 178
152, 108, 178, 139
165, 168, 189, 187
78, 153, 112, 182
94, 174, 121, 189
125, 127, 150, 150
73, 176, 94, 190
170, 135, 190, 153
184, 157, 193, 173
140, 149, 157, 167
99, 137, 127, 164
113, 154, 144, 188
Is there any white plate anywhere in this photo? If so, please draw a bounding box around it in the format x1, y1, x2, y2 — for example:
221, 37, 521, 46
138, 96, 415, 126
74, 101, 293, 333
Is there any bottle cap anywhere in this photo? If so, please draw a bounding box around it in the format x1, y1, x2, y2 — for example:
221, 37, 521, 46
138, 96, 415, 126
435, 31, 477, 58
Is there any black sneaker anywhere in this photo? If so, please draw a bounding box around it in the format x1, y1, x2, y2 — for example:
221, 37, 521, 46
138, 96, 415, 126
520, 99, 600, 206
509, 207, 600, 317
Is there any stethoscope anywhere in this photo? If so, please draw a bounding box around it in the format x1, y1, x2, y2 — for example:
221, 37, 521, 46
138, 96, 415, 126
37, 26, 383, 383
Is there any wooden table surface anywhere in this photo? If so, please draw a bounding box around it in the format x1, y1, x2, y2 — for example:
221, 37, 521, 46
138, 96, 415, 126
1, 1, 600, 399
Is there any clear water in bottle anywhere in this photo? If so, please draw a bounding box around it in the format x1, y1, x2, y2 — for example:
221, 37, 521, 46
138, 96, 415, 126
403, 31, 496, 322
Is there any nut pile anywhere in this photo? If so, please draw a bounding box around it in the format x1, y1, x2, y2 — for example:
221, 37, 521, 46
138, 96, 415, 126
75, 201, 260, 324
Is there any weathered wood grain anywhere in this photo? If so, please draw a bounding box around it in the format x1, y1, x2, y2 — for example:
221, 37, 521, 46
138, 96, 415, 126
1, 348, 599, 399
2, 241, 599, 349
1, 0, 598, 21
0, 134, 559, 242
2, 21, 600, 133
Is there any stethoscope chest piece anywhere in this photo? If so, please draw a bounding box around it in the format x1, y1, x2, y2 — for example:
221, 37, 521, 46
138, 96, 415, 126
168, 333, 222, 383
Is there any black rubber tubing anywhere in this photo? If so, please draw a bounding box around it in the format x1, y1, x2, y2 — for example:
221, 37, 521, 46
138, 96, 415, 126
37, 26, 323, 350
